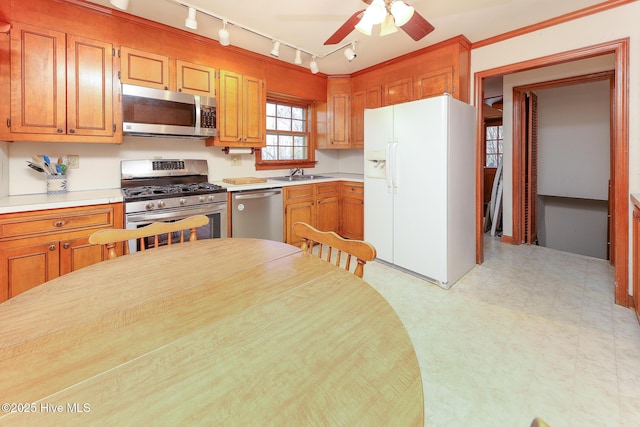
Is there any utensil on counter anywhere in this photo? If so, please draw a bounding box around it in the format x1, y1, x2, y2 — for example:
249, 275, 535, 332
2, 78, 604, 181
26, 161, 45, 173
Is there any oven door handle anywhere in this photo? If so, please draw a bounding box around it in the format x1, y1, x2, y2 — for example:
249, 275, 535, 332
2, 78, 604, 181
126, 204, 226, 224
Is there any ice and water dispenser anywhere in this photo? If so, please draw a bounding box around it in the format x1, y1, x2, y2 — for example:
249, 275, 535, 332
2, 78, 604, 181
365, 149, 387, 179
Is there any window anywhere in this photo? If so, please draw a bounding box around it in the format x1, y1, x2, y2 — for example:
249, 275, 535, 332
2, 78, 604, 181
485, 123, 503, 168
256, 98, 316, 170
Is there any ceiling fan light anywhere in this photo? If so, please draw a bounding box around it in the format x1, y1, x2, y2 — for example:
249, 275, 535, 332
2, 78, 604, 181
355, 15, 373, 36
185, 7, 198, 30
379, 14, 398, 36
218, 21, 230, 46
310, 58, 319, 74
109, 0, 129, 10
390, 1, 415, 27
364, 0, 387, 25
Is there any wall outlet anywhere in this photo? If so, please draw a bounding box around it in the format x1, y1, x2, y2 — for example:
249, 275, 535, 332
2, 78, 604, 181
67, 155, 80, 169
230, 155, 241, 166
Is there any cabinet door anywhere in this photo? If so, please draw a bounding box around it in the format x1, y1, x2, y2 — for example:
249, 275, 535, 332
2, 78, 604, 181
59, 236, 105, 275
285, 201, 315, 246
66, 35, 114, 137
120, 46, 169, 90
316, 196, 339, 232
634, 206, 640, 318
242, 74, 265, 145
341, 197, 364, 240
218, 69, 243, 143
351, 90, 366, 148
384, 78, 413, 106
414, 66, 454, 99
0, 241, 60, 302
366, 86, 382, 109
176, 60, 215, 97
10, 23, 66, 135
328, 91, 350, 147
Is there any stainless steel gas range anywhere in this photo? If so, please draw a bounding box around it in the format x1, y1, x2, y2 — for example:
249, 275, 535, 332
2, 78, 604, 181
121, 159, 227, 253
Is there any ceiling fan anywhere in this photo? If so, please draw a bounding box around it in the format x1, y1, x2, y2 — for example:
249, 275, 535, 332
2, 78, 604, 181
324, 0, 434, 45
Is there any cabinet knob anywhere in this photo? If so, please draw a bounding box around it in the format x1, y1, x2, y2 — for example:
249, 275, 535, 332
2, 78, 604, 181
69, 128, 75, 133
54, 221, 64, 227
49, 244, 56, 251
63, 243, 70, 249
57, 128, 63, 133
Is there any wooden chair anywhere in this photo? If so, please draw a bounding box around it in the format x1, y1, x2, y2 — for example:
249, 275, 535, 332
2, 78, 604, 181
88, 215, 209, 260
292, 221, 376, 278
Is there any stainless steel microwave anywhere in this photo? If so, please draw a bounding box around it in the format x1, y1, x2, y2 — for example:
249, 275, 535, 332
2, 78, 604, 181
121, 84, 216, 139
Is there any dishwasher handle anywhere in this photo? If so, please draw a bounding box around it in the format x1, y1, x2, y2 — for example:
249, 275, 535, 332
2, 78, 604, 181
233, 190, 282, 200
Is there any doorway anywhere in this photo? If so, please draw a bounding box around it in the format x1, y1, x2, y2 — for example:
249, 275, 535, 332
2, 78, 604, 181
474, 38, 629, 306
514, 73, 613, 259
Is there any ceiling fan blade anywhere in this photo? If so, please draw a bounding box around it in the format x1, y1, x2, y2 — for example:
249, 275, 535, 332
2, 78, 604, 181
324, 9, 365, 45
400, 10, 435, 41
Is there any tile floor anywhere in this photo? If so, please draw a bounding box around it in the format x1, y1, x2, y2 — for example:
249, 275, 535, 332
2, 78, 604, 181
362, 235, 640, 427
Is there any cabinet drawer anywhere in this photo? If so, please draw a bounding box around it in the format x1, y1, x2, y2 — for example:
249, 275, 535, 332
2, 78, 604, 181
284, 184, 314, 202
315, 182, 339, 197
0, 207, 116, 239
341, 182, 364, 198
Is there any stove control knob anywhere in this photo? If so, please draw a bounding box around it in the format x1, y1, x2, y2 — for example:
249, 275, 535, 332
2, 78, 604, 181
208, 195, 216, 201
179, 198, 187, 205
199, 196, 206, 203
145, 202, 155, 210
157, 201, 165, 208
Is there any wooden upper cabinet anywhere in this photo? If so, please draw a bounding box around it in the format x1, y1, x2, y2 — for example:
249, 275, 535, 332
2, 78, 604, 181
383, 78, 413, 106
10, 22, 115, 139
66, 35, 114, 137
414, 66, 454, 100
351, 86, 382, 148
176, 60, 215, 97
214, 69, 265, 147
120, 46, 169, 90
323, 76, 351, 149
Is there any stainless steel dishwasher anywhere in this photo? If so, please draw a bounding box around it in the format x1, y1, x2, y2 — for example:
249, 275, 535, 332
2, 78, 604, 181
231, 188, 284, 242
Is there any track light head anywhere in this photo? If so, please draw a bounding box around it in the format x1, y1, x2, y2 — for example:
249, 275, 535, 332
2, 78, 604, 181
310, 57, 319, 74
218, 20, 230, 46
185, 7, 198, 30
344, 42, 357, 62
294, 49, 302, 65
109, 0, 129, 10
270, 40, 280, 57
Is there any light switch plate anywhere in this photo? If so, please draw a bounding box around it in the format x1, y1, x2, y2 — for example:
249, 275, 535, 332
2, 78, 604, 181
67, 155, 79, 169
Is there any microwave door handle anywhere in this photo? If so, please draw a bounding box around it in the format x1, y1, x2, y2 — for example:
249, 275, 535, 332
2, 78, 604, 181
195, 96, 202, 132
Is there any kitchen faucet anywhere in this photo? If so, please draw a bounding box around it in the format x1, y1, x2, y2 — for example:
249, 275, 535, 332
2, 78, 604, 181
289, 168, 303, 177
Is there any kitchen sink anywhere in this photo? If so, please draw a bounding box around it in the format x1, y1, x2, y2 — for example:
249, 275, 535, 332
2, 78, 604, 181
269, 175, 331, 182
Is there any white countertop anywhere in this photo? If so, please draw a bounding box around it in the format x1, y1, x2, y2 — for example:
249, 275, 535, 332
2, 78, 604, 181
0, 189, 124, 214
0, 174, 364, 214
216, 173, 364, 192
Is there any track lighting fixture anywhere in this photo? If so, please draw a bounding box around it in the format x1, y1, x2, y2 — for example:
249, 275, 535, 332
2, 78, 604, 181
294, 49, 302, 65
309, 57, 319, 74
344, 42, 357, 62
218, 20, 230, 46
184, 7, 198, 30
270, 40, 281, 57
109, 0, 129, 10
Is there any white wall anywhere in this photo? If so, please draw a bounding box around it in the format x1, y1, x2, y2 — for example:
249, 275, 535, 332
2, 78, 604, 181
537, 81, 610, 200
6, 138, 346, 195
0, 142, 8, 197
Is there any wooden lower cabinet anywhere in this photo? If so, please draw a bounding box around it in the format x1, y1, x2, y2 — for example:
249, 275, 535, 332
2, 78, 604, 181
633, 205, 640, 318
284, 183, 339, 246
284, 181, 364, 245
0, 203, 123, 302
340, 181, 364, 240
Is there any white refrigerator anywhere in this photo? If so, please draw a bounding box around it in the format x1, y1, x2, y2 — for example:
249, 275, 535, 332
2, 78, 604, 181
364, 94, 476, 288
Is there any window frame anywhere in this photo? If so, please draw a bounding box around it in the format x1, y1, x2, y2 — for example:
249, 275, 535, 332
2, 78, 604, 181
255, 95, 317, 171
484, 118, 503, 169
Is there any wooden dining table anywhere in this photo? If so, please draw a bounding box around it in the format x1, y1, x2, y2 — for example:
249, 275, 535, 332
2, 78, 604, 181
0, 238, 423, 426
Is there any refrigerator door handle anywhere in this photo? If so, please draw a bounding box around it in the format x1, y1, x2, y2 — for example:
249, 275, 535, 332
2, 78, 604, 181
392, 139, 399, 192
386, 140, 393, 192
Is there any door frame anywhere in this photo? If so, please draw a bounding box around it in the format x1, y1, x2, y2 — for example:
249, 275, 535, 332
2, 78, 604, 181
474, 38, 629, 306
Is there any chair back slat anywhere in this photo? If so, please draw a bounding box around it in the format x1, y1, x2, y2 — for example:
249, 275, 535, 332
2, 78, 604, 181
293, 222, 376, 279
89, 215, 209, 260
